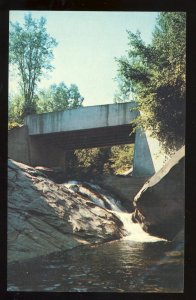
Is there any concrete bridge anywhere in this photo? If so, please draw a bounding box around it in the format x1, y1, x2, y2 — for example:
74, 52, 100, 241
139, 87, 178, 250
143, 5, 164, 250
25, 102, 138, 149
8, 102, 169, 176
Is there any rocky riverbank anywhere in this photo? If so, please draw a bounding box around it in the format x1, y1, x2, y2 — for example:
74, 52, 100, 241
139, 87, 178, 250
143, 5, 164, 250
8, 145, 185, 263
132, 146, 185, 241
8, 159, 125, 263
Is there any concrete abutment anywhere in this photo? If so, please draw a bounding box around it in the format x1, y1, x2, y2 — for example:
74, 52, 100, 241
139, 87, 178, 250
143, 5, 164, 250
8, 126, 31, 165
29, 136, 66, 170
133, 128, 170, 177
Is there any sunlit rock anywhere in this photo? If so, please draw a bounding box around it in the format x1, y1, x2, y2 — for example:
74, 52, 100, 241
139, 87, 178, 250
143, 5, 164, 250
8, 159, 125, 263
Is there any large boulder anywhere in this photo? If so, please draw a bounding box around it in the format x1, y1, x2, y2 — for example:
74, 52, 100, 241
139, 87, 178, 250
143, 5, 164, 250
8, 160, 124, 263
132, 146, 185, 240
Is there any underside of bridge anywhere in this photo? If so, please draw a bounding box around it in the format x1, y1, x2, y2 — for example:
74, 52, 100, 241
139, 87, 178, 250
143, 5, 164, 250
29, 124, 135, 151
8, 123, 160, 176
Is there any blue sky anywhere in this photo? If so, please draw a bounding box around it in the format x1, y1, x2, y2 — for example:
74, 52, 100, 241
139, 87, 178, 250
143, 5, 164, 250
9, 11, 159, 106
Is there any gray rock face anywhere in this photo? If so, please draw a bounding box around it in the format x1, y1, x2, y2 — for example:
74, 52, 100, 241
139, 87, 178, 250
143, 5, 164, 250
97, 175, 149, 212
132, 146, 185, 240
8, 160, 124, 263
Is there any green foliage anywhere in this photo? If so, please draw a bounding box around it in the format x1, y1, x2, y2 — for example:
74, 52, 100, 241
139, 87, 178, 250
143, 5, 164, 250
9, 13, 57, 117
110, 145, 134, 175
8, 94, 25, 129
115, 12, 186, 152
66, 147, 111, 178
8, 93, 40, 129
8, 121, 23, 130
36, 82, 84, 113
66, 145, 134, 179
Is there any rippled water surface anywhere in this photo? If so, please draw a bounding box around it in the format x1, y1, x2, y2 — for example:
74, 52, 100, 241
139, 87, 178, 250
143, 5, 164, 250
8, 239, 184, 292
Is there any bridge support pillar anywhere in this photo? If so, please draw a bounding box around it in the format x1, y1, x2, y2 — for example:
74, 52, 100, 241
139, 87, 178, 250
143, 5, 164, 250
133, 128, 155, 177
133, 128, 170, 177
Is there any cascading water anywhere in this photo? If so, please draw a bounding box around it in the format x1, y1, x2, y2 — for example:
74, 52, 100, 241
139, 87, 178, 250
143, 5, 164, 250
65, 181, 165, 243
8, 180, 182, 293
114, 212, 165, 242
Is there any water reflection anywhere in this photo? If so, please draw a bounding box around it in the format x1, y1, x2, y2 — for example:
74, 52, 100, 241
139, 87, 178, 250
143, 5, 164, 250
7, 239, 184, 292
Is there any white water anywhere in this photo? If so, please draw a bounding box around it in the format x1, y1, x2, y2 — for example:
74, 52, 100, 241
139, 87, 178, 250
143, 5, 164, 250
113, 211, 165, 242
65, 181, 165, 243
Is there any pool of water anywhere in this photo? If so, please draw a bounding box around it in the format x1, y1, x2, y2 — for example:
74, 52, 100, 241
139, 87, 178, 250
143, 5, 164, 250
7, 239, 184, 292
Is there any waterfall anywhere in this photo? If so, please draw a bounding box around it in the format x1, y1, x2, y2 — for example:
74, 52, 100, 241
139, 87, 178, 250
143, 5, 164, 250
65, 181, 165, 243
113, 212, 165, 242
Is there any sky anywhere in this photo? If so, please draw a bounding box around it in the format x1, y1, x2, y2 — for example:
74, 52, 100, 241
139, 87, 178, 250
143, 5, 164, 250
9, 11, 159, 107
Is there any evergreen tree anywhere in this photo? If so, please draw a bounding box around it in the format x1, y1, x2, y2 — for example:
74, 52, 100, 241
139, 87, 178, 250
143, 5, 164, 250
116, 12, 186, 151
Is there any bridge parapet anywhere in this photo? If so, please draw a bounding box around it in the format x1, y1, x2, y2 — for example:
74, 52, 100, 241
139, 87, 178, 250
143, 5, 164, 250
25, 102, 138, 135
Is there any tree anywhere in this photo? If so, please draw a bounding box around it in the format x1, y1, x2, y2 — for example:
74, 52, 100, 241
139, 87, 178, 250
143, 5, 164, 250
68, 147, 112, 179
9, 13, 58, 117
36, 82, 84, 113
115, 12, 186, 152
65, 145, 134, 179
110, 145, 134, 175
8, 94, 24, 129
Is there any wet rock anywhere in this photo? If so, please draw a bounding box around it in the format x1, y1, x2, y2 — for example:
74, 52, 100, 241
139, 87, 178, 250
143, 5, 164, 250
132, 146, 185, 241
97, 175, 148, 212
8, 159, 125, 263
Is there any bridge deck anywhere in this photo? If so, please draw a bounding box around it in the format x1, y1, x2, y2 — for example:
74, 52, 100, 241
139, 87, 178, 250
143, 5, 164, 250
30, 124, 135, 150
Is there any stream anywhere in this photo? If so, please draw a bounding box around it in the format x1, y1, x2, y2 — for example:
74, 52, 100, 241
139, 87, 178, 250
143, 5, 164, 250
7, 181, 184, 292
